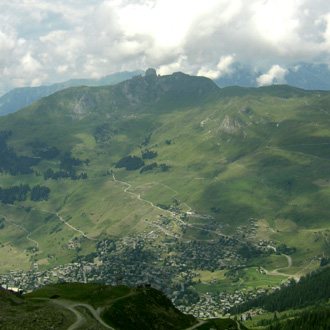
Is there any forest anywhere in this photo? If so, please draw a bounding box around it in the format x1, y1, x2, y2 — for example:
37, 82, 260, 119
0, 184, 50, 204
0, 131, 39, 175
231, 266, 330, 314
266, 307, 330, 330
43, 152, 88, 180
115, 155, 145, 170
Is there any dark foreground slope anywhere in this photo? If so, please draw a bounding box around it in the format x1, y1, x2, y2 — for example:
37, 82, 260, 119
1, 283, 247, 330
0, 284, 196, 330
101, 287, 197, 330
25, 283, 197, 330
0, 286, 73, 330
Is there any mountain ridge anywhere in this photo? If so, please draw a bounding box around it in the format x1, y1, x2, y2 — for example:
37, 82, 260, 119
3, 62, 330, 118
0, 70, 144, 116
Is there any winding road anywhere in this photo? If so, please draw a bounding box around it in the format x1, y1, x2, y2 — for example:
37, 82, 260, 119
0, 214, 40, 248
30, 298, 114, 330
112, 173, 231, 241
262, 253, 299, 281
35, 208, 98, 241
5, 203, 97, 242
45, 296, 206, 330
183, 320, 207, 330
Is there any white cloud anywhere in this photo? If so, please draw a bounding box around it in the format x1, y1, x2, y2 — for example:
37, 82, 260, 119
1, 0, 330, 92
217, 55, 235, 74
256, 65, 288, 86
197, 55, 235, 79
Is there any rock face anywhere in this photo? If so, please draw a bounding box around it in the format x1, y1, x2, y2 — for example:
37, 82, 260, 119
145, 68, 158, 86
219, 115, 244, 133
117, 70, 219, 112
145, 68, 157, 77
73, 93, 96, 119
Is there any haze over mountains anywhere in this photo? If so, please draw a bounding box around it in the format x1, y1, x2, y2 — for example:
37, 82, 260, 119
2, 62, 330, 117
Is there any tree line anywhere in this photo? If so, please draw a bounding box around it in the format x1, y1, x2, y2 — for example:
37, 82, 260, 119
0, 184, 50, 204
0, 131, 40, 175
267, 307, 330, 330
44, 152, 88, 180
231, 266, 330, 314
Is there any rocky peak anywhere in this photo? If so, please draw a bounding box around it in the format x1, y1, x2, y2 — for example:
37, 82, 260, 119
145, 68, 157, 77
145, 68, 158, 86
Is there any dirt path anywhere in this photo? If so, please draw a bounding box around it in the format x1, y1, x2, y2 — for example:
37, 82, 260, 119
283, 254, 292, 267
112, 174, 231, 241
37, 208, 98, 241
262, 253, 300, 282
265, 145, 329, 161
50, 299, 114, 330
293, 259, 318, 280
271, 253, 293, 275
0, 214, 40, 248
112, 174, 172, 214
5, 203, 97, 242
183, 320, 207, 330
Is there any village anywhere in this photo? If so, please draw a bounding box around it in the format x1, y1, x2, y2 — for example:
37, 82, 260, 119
0, 215, 276, 318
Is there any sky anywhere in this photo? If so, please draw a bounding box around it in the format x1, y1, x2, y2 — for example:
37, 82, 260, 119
1, 0, 330, 94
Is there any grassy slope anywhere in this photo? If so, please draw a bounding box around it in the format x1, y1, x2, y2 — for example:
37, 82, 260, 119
0, 287, 74, 330
0, 75, 329, 282
1, 283, 243, 330
25, 283, 197, 330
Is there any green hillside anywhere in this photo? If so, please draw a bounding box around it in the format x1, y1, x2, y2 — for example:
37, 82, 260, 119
0, 70, 329, 299
25, 283, 197, 330
0, 286, 74, 330
230, 266, 330, 329
0, 283, 247, 330
0, 70, 144, 116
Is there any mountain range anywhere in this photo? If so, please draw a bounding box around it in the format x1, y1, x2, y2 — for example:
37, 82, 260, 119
2, 62, 330, 117
214, 62, 330, 90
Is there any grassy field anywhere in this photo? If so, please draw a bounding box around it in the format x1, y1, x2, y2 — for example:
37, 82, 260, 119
192, 266, 288, 294
25, 283, 135, 308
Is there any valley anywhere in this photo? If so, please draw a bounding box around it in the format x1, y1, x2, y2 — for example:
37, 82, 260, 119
0, 170, 324, 319
0, 70, 330, 323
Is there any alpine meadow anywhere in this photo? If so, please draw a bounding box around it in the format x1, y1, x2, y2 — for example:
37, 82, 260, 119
1, 69, 330, 329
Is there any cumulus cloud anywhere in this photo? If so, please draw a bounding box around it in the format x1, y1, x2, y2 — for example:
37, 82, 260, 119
256, 65, 288, 86
1, 0, 330, 93
197, 55, 235, 79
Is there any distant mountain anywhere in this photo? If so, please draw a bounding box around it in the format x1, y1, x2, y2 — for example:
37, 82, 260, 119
0, 70, 144, 116
285, 63, 330, 90
214, 62, 330, 90
2, 62, 329, 117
